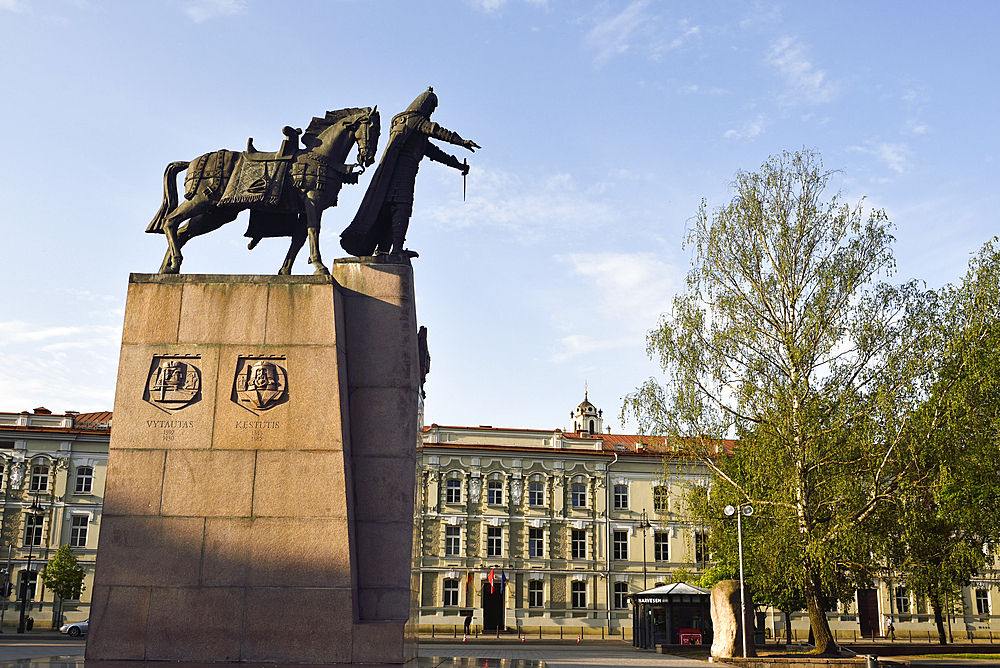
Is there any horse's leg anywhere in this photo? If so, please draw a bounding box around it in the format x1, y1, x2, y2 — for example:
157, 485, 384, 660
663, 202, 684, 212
160, 198, 219, 273
279, 231, 307, 275
303, 198, 329, 275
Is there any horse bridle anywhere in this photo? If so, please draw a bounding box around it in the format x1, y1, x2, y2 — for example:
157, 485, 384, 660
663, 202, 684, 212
351, 108, 378, 174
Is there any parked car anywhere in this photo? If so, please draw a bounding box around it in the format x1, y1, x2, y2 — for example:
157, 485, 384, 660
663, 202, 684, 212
59, 620, 88, 637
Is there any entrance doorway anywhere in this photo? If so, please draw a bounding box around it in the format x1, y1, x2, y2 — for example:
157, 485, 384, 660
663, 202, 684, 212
857, 589, 879, 638
481, 582, 504, 631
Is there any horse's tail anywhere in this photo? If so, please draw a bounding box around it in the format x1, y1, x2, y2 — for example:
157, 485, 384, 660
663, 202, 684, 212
146, 161, 189, 234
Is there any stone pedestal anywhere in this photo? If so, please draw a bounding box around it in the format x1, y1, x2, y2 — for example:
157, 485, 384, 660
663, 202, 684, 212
87, 260, 420, 664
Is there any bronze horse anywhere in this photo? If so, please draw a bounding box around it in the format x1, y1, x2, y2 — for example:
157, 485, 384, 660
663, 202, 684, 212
148, 106, 380, 275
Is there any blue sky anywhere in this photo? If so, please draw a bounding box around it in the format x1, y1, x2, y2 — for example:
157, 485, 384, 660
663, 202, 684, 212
1, 1, 998, 432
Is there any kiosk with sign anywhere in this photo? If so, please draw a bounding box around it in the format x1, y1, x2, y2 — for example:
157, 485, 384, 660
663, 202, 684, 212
631, 582, 712, 649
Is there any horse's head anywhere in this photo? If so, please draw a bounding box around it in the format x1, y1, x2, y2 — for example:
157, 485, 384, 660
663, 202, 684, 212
353, 107, 380, 170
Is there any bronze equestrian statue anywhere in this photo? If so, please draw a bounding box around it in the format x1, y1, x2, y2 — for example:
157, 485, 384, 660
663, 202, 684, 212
148, 106, 380, 275
340, 88, 479, 258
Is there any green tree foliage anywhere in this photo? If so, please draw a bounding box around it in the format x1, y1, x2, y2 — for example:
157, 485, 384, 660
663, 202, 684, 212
624, 150, 935, 654
888, 240, 1000, 644
41, 545, 86, 627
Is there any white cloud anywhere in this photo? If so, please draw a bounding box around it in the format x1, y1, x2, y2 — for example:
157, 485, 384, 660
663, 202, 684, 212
183, 0, 244, 22
767, 36, 837, 104
724, 114, 766, 140
469, 0, 547, 12
0, 320, 121, 413
422, 167, 617, 242
847, 142, 912, 174
903, 119, 929, 135
550, 252, 679, 362
584, 0, 651, 64
739, 1, 781, 28
651, 19, 700, 58
0, 0, 19, 11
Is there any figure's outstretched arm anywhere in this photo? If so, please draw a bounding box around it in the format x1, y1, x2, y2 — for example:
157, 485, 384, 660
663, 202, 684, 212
425, 142, 470, 174
419, 119, 481, 152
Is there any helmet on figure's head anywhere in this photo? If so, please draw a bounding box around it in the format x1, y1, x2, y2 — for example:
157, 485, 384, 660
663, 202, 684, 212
406, 87, 438, 117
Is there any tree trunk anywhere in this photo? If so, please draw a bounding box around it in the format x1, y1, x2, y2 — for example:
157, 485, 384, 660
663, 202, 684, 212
783, 609, 792, 646
930, 593, 948, 644
803, 559, 836, 654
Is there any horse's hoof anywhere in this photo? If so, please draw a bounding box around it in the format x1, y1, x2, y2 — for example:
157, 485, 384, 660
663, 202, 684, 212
313, 265, 330, 276
277, 268, 291, 276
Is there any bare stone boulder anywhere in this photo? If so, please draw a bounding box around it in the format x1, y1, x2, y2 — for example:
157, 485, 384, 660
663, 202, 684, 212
710, 579, 757, 658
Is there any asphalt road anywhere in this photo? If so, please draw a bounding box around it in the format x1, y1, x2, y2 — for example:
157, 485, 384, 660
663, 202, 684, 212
0, 632, 84, 662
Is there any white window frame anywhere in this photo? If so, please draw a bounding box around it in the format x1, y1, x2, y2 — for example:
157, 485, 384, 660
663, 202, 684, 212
69, 515, 89, 548
443, 579, 459, 607
571, 483, 587, 508
528, 481, 545, 506
613, 530, 628, 561
487, 526, 502, 557
571, 580, 587, 608
528, 579, 544, 608
487, 480, 503, 505
613, 581, 629, 609
613, 484, 629, 510
444, 525, 461, 556
528, 527, 544, 558
445, 478, 462, 504
30, 466, 48, 492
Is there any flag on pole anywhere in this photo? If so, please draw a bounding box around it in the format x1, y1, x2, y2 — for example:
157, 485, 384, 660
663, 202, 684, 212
500, 568, 508, 595
488, 568, 495, 594
465, 570, 472, 599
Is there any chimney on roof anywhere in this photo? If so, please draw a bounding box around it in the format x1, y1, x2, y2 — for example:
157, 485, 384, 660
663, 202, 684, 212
32, 407, 52, 415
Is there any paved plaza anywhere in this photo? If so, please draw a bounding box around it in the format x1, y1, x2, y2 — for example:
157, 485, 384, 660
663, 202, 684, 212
420, 642, 711, 667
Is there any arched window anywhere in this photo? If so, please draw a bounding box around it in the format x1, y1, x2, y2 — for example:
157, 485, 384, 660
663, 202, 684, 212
589, 419, 595, 434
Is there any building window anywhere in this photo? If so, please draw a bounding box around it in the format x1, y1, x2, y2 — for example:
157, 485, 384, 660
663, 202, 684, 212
445, 479, 462, 504
694, 530, 708, 563
614, 582, 630, 609
528, 580, 543, 608
571, 581, 587, 608
30, 466, 48, 492
443, 579, 459, 606
74, 467, 94, 494
895, 587, 910, 614
528, 482, 544, 506
487, 480, 503, 505
487, 527, 502, 557
20, 571, 38, 600
977, 589, 990, 615
614, 485, 629, 510
571, 529, 586, 559
445, 526, 461, 556
571, 483, 587, 508
24, 515, 42, 547
653, 486, 668, 512
70, 516, 88, 548
529, 528, 544, 558
654, 532, 669, 561
613, 530, 628, 560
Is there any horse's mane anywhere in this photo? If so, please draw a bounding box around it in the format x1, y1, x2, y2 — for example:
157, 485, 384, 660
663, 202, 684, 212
303, 107, 369, 146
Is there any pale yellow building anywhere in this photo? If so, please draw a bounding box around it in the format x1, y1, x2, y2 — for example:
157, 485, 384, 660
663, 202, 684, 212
0, 408, 109, 628
416, 394, 716, 635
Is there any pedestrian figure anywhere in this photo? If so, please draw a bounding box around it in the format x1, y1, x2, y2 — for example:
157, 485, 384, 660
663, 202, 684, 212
464, 611, 473, 635
885, 615, 894, 641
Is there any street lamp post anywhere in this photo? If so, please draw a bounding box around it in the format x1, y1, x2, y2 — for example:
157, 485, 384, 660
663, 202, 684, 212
724, 503, 754, 659
17, 494, 43, 634
638, 509, 652, 591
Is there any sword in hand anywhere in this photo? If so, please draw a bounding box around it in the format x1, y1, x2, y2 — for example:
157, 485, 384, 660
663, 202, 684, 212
463, 158, 468, 201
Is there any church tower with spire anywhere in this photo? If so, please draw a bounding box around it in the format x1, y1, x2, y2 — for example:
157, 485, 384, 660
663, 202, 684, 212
570, 390, 603, 435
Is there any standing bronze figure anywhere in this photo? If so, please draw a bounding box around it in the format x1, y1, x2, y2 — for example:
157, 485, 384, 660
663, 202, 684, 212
147, 107, 380, 275
340, 88, 479, 258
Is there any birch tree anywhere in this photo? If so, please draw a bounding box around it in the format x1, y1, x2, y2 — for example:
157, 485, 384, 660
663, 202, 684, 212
624, 150, 933, 654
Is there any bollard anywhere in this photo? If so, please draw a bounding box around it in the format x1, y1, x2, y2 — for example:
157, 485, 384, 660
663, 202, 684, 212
577, 634, 581, 643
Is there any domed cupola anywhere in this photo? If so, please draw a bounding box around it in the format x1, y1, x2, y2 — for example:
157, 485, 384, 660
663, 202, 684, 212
570, 391, 603, 435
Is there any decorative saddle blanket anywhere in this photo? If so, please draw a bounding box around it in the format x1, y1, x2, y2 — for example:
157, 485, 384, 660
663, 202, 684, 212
184, 150, 239, 201
219, 152, 292, 207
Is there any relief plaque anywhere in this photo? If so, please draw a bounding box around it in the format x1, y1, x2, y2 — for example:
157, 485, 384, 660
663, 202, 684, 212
144, 356, 201, 411
232, 356, 288, 412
